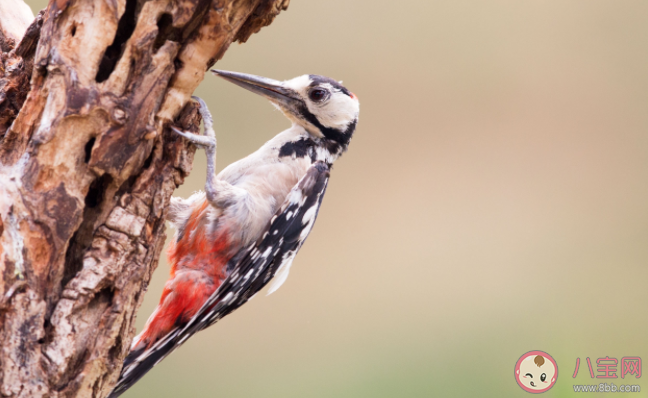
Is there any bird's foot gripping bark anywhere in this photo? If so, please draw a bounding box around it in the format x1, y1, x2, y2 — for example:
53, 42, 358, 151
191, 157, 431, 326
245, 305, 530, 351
170, 96, 216, 149
170, 127, 216, 148
171, 96, 224, 207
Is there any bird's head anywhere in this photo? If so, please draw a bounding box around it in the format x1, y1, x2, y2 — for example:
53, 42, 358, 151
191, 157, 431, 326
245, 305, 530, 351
211, 70, 359, 148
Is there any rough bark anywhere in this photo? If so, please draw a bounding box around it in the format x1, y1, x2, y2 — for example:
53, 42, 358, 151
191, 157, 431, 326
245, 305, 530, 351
0, 0, 289, 397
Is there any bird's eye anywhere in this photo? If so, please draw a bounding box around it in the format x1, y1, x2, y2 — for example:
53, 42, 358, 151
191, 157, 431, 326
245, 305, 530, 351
540, 373, 546, 382
309, 88, 328, 102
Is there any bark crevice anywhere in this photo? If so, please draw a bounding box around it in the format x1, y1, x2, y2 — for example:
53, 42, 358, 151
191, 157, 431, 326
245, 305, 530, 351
95, 0, 139, 83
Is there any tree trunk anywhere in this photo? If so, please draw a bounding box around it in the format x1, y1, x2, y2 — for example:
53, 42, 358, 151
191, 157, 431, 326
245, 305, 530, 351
0, 0, 289, 396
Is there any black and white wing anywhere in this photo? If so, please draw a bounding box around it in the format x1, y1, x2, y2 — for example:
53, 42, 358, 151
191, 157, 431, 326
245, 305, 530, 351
109, 161, 331, 398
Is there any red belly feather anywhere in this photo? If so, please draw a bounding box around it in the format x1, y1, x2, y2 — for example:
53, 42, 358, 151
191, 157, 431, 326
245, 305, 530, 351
134, 199, 232, 348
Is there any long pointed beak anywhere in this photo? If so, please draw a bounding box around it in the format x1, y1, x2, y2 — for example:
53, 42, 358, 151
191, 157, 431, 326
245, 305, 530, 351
211, 70, 301, 111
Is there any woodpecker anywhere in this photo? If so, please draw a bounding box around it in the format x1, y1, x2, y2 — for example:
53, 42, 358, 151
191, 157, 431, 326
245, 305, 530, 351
109, 70, 360, 397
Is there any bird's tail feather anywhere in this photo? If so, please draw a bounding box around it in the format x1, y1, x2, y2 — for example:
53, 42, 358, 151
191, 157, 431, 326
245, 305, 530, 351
107, 327, 182, 398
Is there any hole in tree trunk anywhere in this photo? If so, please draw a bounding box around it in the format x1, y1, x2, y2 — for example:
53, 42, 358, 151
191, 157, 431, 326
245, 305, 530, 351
109, 334, 124, 361
40, 319, 53, 345
62, 174, 114, 288
153, 13, 181, 53
85, 174, 113, 208
95, 0, 138, 83
89, 287, 114, 310
142, 146, 155, 169
84, 137, 96, 163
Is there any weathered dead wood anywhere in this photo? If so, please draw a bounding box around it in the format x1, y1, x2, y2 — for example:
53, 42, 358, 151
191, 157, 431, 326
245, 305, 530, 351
0, 0, 289, 396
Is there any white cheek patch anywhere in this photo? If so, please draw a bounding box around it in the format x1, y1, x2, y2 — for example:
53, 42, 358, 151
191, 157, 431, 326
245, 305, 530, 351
310, 92, 359, 131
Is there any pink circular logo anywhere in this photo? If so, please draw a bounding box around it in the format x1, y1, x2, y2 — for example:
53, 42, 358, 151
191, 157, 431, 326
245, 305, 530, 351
514, 351, 558, 393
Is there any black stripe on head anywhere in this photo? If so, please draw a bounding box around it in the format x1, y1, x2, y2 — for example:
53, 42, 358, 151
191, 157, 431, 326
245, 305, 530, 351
308, 75, 352, 97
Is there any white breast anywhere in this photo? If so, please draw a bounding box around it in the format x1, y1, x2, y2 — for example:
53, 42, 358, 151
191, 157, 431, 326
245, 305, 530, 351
217, 125, 313, 245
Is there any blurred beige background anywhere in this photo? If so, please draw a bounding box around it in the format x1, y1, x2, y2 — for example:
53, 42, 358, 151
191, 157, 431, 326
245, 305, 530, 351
26, 0, 648, 396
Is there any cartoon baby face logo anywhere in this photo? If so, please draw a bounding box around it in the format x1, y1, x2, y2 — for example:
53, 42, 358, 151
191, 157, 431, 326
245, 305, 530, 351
515, 351, 558, 393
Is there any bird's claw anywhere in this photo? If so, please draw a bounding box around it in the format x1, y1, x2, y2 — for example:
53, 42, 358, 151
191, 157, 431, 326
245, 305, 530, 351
192, 96, 215, 138
170, 96, 217, 148
171, 126, 216, 149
